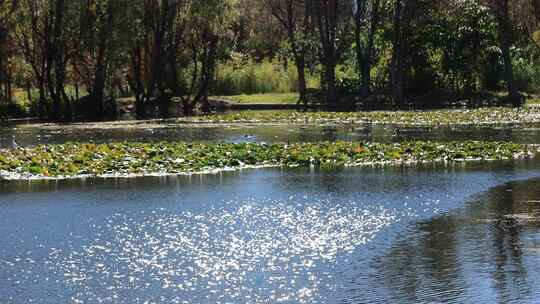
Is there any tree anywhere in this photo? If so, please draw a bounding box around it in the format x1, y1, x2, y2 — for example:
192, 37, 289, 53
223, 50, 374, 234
0, 0, 17, 105
486, 0, 523, 105
127, 0, 187, 118
76, 0, 129, 120
264, 0, 314, 105
14, 0, 79, 120
234, 0, 283, 59
177, 0, 236, 115
353, 0, 382, 98
127, 0, 235, 118
311, 0, 353, 106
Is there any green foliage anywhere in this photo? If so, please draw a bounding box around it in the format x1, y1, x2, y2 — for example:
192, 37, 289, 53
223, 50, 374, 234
4, 0, 540, 118
512, 47, 540, 93
432, 0, 498, 92
514, 59, 540, 93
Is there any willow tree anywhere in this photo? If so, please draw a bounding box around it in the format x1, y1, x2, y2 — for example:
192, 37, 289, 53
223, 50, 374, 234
485, 0, 522, 105
127, 0, 188, 118
0, 0, 17, 105
75, 0, 130, 120
353, 0, 383, 98
311, 0, 353, 106
263, 0, 314, 105
177, 0, 236, 115
126, 0, 235, 118
513, 0, 540, 48
14, 0, 79, 120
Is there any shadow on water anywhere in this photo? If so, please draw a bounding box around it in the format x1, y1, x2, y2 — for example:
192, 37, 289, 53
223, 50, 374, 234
360, 178, 540, 304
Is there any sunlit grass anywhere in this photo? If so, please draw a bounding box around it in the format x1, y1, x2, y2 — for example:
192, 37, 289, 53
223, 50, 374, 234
525, 97, 540, 105
214, 93, 299, 104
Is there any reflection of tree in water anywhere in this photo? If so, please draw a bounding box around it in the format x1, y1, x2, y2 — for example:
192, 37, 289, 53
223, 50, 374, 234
486, 180, 540, 302
377, 215, 463, 303
377, 178, 540, 303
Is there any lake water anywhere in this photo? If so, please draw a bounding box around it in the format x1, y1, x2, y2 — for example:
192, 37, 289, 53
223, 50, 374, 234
3, 121, 540, 147
1, 159, 540, 303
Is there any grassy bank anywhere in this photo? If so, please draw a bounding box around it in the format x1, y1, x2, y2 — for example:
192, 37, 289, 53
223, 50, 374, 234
181, 107, 540, 126
214, 93, 299, 104
0, 141, 537, 180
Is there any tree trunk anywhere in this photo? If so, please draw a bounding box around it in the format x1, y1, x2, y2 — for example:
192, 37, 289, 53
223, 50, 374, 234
325, 60, 337, 106
131, 47, 146, 119
91, 2, 114, 121
159, 91, 171, 118
0, 23, 7, 105
496, 0, 521, 106
26, 80, 32, 106
5, 72, 11, 104
355, 25, 372, 98
390, 0, 405, 106
135, 95, 145, 119
295, 55, 308, 105
356, 0, 380, 99
534, 0, 540, 23
360, 61, 371, 98
92, 52, 106, 120
50, 0, 66, 121
0, 30, 5, 104
38, 80, 47, 119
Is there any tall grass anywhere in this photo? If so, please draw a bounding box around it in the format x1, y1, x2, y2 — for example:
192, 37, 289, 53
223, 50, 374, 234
213, 58, 319, 96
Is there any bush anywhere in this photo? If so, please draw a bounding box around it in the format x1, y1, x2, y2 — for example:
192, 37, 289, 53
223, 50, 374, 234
513, 57, 540, 93
0, 103, 28, 119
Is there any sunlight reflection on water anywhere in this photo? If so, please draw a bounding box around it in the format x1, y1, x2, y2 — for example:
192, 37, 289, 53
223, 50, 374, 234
43, 197, 409, 303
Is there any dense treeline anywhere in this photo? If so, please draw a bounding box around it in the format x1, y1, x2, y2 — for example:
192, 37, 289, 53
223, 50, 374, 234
0, 0, 540, 121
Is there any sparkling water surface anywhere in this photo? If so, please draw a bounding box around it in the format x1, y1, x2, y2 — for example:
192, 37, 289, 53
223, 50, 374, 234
1, 161, 540, 303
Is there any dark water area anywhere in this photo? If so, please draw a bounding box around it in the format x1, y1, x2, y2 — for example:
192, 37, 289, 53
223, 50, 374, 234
2, 121, 540, 147
364, 178, 540, 304
1, 159, 540, 303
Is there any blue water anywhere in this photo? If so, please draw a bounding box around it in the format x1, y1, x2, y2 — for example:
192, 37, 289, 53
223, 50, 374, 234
1, 160, 540, 303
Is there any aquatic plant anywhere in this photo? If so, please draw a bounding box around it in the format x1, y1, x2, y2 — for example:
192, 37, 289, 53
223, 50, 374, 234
181, 107, 540, 126
0, 141, 537, 180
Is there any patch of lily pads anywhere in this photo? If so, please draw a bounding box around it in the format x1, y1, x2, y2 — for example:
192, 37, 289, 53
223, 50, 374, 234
180, 107, 540, 126
0, 141, 538, 180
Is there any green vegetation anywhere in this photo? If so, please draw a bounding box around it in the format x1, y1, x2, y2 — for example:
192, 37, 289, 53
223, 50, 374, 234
215, 93, 300, 104
0, 141, 537, 180
180, 107, 540, 126
526, 98, 540, 105
213, 59, 319, 96
2, 0, 540, 121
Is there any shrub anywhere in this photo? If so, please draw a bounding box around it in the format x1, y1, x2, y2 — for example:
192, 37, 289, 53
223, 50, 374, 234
513, 57, 540, 93
0, 103, 28, 119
